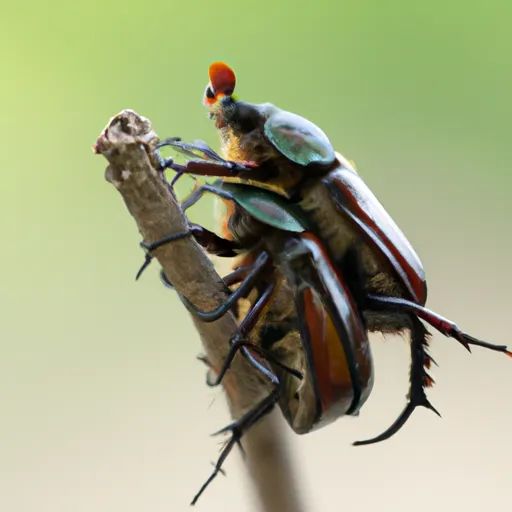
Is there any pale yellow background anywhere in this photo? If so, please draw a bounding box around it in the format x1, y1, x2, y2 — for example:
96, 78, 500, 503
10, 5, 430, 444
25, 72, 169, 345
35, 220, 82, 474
2, 1, 511, 511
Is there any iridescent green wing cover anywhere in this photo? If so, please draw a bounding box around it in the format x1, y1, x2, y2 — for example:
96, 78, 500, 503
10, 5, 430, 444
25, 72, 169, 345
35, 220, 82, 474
218, 181, 310, 233
263, 110, 336, 167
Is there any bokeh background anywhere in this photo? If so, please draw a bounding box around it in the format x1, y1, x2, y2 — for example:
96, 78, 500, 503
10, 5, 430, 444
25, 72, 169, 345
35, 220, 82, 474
2, 1, 511, 510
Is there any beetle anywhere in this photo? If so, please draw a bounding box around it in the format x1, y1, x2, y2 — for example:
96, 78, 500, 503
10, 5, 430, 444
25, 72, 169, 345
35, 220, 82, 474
143, 168, 507, 504
138, 61, 511, 502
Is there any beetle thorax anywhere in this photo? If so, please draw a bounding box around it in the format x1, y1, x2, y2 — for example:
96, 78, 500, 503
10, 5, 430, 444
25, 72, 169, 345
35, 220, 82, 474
218, 125, 278, 164
213, 98, 279, 164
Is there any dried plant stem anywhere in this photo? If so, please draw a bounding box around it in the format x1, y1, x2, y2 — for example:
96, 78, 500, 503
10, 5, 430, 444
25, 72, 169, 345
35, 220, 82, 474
94, 109, 305, 511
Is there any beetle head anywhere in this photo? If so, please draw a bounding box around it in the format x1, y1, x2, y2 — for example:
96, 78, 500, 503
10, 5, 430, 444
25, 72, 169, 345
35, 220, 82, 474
203, 61, 278, 134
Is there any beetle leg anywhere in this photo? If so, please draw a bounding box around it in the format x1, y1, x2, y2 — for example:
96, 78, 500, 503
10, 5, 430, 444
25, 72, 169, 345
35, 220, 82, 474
190, 284, 300, 503
160, 139, 268, 178
191, 380, 282, 505
188, 224, 242, 257
210, 282, 303, 386
158, 154, 255, 178
165, 264, 302, 381
157, 137, 226, 163
135, 223, 241, 281
135, 230, 191, 281
180, 183, 245, 214
152, 147, 175, 176
157, 137, 262, 174
160, 262, 254, 292
366, 294, 512, 356
198, 338, 301, 387
353, 315, 440, 446
155, 143, 270, 184
174, 251, 270, 322
222, 264, 254, 287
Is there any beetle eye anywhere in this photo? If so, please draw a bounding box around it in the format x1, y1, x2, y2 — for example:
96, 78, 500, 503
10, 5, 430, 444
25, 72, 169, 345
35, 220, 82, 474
205, 86, 215, 99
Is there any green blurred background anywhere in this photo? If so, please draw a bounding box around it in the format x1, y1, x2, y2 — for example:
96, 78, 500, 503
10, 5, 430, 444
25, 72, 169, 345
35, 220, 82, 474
2, 0, 511, 510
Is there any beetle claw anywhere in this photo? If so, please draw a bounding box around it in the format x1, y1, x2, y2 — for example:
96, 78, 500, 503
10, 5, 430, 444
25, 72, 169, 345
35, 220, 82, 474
457, 336, 472, 353
190, 426, 243, 506
424, 398, 442, 418
211, 422, 237, 438
353, 316, 439, 446
460, 331, 512, 357
352, 393, 442, 447
191, 386, 280, 504
134, 231, 191, 281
